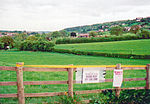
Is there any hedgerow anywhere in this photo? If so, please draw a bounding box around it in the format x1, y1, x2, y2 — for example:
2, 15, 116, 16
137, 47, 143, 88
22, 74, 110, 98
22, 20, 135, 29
53, 48, 150, 59
55, 35, 144, 44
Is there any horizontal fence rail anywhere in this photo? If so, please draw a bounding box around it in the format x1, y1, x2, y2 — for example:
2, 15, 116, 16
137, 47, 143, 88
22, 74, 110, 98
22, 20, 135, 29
0, 65, 146, 71
0, 63, 149, 104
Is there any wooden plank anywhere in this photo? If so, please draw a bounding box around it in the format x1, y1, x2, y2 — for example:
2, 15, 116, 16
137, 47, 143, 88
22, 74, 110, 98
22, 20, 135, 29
16, 62, 25, 104
24, 65, 146, 68
23, 67, 68, 72
0, 66, 145, 71
0, 81, 68, 86
122, 67, 146, 70
0, 92, 65, 98
0, 87, 145, 98
120, 87, 145, 90
146, 64, 150, 89
0, 94, 17, 98
0, 82, 17, 86
24, 81, 68, 85
106, 67, 145, 70
0, 78, 145, 86
68, 68, 74, 97
123, 78, 146, 81
75, 89, 104, 95
0, 66, 16, 71
24, 92, 65, 97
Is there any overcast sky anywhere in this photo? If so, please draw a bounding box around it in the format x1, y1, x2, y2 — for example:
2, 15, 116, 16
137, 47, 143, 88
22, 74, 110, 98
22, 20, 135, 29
0, 0, 150, 31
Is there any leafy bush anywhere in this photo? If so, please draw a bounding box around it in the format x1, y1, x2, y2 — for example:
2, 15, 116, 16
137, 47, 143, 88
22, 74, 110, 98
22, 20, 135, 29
110, 26, 123, 36
90, 90, 150, 104
0, 36, 14, 49
26, 35, 38, 41
0, 42, 4, 49
18, 40, 55, 51
59, 93, 83, 104
53, 48, 150, 59
139, 30, 150, 39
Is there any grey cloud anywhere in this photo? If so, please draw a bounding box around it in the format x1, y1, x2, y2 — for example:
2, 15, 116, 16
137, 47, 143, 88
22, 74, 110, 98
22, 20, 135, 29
0, 0, 150, 31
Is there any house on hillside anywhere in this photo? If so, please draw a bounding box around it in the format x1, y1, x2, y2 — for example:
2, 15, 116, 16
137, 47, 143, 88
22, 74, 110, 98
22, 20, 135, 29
70, 32, 77, 37
124, 27, 131, 31
136, 17, 143, 22
78, 33, 89, 38
6, 33, 16, 36
98, 29, 104, 32
105, 29, 108, 31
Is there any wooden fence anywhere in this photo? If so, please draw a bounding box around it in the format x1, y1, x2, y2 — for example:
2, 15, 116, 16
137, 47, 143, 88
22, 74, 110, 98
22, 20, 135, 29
0, 63, 150, 104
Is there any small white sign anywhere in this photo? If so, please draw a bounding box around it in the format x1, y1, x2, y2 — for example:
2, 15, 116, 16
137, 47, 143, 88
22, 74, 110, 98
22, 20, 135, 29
113, 69, 123, 87
76, 67, 105, 83
83, 69, 99, 83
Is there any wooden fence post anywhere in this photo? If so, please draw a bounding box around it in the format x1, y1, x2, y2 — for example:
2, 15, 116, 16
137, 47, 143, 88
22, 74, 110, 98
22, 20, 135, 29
146, 64, 150, 89
16, 62, 25, 104
68, 67, 74, 97
115, 64, 121, 97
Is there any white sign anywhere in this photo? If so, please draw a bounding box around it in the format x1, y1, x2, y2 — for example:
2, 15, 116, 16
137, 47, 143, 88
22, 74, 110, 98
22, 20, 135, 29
83, 69, 99, 83
113, 69, 123, 87
76, 67, 106, 83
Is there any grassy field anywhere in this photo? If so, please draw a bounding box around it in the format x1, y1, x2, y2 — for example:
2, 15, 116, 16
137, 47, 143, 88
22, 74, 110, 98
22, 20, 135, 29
0, 50, 150, 66
55, 39, 150, 55
0, 50, 149, 103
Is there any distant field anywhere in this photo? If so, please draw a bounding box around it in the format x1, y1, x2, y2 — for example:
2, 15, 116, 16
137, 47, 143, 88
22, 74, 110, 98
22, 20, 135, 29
0, 50, 150, 66
55, 39, 150, 55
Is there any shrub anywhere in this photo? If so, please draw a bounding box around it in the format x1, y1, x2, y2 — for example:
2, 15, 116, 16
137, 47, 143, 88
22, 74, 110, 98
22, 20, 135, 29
0, 36, 14, 49
110, 26, 123, 36
130, 25, 141, 34
0, 42, 4, 49
26, 35, 38, 41
139, 30, 150, 39
90, 90, 150, 104
18, 40, 55, 51
59, 94, 83, 104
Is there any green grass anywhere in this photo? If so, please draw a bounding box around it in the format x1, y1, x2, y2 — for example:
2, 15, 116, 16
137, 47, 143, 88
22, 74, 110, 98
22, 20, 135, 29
0, 50, 150, 66
55, 39, 150, 55
0, 50, 149, 103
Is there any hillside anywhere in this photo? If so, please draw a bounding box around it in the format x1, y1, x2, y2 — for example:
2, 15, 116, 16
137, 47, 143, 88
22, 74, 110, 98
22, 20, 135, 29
64, 17, 150, 33
55, 39, 150, 55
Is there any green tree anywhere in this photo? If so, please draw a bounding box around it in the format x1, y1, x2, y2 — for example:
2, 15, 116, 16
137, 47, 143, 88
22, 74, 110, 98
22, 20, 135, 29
139, 29, 150, 39
59, 30, 69, 37
26, 35, 38, 41
89, 31, 98, 37
14, 33, 28, 41
51, 31, 62, 38
130, 25, 140, 34
110, 26, 123, 36
0, 36, 14, 49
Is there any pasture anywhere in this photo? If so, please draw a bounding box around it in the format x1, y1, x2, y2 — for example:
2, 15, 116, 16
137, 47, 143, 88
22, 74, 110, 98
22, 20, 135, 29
0, 50, 150, 66
0, 50, 149, 103
55, 39, 150, 55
